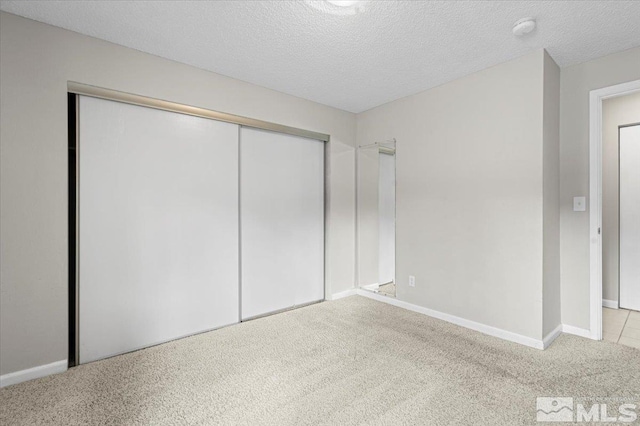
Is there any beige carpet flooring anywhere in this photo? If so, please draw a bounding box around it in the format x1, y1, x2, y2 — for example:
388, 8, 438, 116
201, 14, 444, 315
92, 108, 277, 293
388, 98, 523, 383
1, 296, 639, 425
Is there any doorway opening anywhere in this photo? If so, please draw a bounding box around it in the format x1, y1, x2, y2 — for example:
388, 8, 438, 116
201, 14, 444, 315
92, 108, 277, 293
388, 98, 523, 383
357, 139, 396, 298
589, 79, 640, 347
602, 121, 640, 348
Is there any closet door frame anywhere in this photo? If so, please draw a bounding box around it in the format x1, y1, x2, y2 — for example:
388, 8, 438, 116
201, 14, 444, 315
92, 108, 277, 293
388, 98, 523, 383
67, 83, 329, 367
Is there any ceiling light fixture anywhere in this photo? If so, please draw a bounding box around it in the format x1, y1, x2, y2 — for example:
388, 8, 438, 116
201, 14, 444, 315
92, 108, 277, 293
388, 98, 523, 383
512, 17, 536, 37
305, 0, 367, 16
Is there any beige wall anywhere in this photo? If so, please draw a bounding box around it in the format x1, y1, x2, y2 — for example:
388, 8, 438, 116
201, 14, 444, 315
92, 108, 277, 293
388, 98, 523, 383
559, 47, 640, 330
0, 12, 356, 376
543, 51, 562, 336
602, 92, 640, 304
357, 50, 552, 340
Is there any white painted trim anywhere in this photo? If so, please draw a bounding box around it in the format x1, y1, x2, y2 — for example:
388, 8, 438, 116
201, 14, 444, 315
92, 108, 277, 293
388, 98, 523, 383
589, 79, 640, 342
561, 324, 592, 339
543, 324, 563, 349
0, 360, 67, 388
329, 288, 357, 300
361, 283, 380, 291
602, 299, 619, 309
355, 290, 546, 349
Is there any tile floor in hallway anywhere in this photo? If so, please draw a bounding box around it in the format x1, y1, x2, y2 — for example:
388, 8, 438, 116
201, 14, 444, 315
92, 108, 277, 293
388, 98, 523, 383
603, 307, 640, 349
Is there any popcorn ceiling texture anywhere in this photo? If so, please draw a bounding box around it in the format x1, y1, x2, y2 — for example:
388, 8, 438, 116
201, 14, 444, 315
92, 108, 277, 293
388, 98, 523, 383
1, 296, 639, 425
1, 1, 639, 112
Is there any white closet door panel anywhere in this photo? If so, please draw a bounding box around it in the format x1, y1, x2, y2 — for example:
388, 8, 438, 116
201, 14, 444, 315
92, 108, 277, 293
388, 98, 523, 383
620, 124, 640, 311
240, 128, 324, 320
79, 96, 239, 363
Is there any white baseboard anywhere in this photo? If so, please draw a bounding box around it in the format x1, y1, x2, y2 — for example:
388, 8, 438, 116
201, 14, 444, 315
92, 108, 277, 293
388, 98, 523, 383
0, 360, 67, 388
602, 299, 619, 309
561, 324, 593, 339
543, 324, 563, 349
329, 288, 357, 301
361, 283, 379, 291
355, 289, 546, 350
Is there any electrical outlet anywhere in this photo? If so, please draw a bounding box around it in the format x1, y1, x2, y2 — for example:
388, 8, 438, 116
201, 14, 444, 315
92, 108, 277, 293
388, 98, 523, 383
409, 275, 415, 287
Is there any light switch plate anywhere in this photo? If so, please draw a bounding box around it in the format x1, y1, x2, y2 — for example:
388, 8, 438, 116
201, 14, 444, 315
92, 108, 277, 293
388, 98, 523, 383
573, 196, 586, 212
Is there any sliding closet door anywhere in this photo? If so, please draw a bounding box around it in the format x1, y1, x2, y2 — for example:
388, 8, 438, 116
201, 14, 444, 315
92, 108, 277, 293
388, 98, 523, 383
79, 96, 239, 363
240, 128, 324, 320
620, 124, 640, 311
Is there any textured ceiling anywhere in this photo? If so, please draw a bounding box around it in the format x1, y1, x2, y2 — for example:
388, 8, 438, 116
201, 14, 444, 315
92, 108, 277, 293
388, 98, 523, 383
2, 1, 640, 113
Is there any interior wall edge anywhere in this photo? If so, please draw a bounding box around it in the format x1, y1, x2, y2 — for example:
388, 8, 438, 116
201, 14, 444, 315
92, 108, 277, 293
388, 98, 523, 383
542, 324, 563, 349
541, 49, 562, 338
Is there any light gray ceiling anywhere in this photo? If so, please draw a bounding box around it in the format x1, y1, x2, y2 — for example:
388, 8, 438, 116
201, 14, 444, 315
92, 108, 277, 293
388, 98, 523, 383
2, 1, 639, 113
